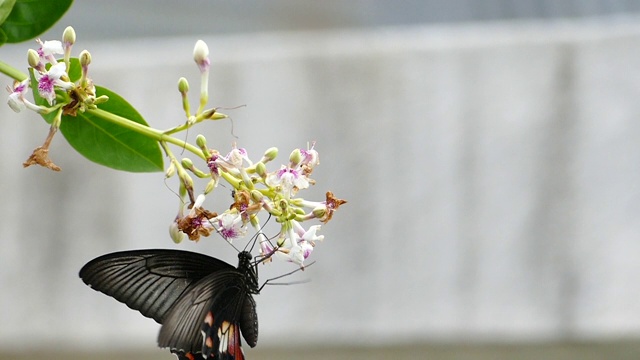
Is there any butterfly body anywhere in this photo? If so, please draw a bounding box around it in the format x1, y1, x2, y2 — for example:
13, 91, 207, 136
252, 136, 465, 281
80, 249, 259, 360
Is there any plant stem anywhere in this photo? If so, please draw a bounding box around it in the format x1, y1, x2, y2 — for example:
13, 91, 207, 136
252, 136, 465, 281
162, 111, 228, 135
89, 108, 206, 160
0, 60, 28, 81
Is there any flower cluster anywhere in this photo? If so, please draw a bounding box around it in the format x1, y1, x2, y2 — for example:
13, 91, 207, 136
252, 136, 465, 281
7, 26, 107, 171
170, 141, 345, 267
165, 40, 346, 267
8, 26, 102, 115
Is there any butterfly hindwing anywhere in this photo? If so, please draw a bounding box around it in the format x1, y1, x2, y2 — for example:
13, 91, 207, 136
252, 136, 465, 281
158, 269, 255, 359
200, 287, 255, 359
79, 249, 235, 323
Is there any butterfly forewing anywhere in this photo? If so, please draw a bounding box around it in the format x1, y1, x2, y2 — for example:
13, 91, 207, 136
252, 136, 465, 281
79, 249, 235, 323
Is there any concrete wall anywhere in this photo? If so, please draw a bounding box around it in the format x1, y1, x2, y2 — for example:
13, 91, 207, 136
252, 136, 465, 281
1, 18, 640, 350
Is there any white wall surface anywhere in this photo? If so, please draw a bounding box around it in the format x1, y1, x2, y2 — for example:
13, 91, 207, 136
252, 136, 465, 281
1, 18, 640, 351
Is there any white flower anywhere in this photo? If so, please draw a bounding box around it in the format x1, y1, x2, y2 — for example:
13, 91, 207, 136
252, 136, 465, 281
300, 144, 319, 169
35, 62, 73, 105
214, 212, 247, 242
272, 227, 315, 267
36, 39, 64, 66
266, 165, 309, 195
40, 40, 64, 58
210, 146, 251, 174
225, 147, 250, 169
189, 193, 207, 216
7, 79, 30, 113
287, 240, 314, 267
288, 243, 306, 266
301, 225, 324, 243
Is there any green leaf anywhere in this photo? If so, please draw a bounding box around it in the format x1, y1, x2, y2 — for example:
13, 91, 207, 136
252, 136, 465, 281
0, 0, 17, 26
65, 57, 81, 82
0, 28, 7, 46
59, 86, 164, 173
1, 0, 73, 44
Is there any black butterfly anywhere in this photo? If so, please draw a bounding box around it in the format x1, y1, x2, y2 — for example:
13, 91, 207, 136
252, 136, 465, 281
79, 249, 260, 360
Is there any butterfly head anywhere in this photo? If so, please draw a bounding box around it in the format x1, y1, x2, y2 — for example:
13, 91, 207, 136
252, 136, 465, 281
238, 250, 253, 264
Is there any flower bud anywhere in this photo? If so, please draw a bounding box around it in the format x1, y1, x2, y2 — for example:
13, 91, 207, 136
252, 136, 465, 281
94, 95, 109, 104
250, 190, 264, 202
80, 50, 91, 67
202, 108, 217, 119
169, 221, 185, 244
178, 77, 189, 93
210, 112, 228, 120
289, 148, 302, 167
27, 49, 40, 69
180, 171, 194, 189
196, 134, 207, 148
312, 206, 326, 220
63, 26, 76, 47
204, 178, 217, 194
165, 162, 176, 178
261, 147, 278, 163
193, 40, 210, 73
255, 162, 267, 178
181, 157, 194, 169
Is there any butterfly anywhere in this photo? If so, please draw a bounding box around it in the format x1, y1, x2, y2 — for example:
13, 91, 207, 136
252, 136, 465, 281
79, 249, 260, 360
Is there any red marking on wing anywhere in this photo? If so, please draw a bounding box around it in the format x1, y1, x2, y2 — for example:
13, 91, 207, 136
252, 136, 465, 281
229, 322, 245, 360
216, 321, 245, 360
171, 351, 196, 360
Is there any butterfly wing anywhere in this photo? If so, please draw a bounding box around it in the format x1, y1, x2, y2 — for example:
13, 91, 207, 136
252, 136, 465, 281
158, 270, 256, 359
79, 249, 235, 323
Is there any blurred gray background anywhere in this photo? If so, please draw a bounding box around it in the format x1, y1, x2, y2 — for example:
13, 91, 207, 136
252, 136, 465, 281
2, 1, 640, 359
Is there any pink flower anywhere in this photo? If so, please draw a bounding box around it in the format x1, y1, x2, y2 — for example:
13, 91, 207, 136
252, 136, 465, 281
36, 39, 64, 65
7, 79, 30, 113
266, 165, 309, 196
300, 143, 320, 170
214, 212, 246, 242
35, 62, 73, 105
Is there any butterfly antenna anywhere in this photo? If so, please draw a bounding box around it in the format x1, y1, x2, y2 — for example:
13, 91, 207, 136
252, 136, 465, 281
245, 213, 274, 254
258, 261, 315, 292
180, 122, 190, 155
216, 104, 246, 139
228, 115, 238, 139
163, 177, 183, 201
